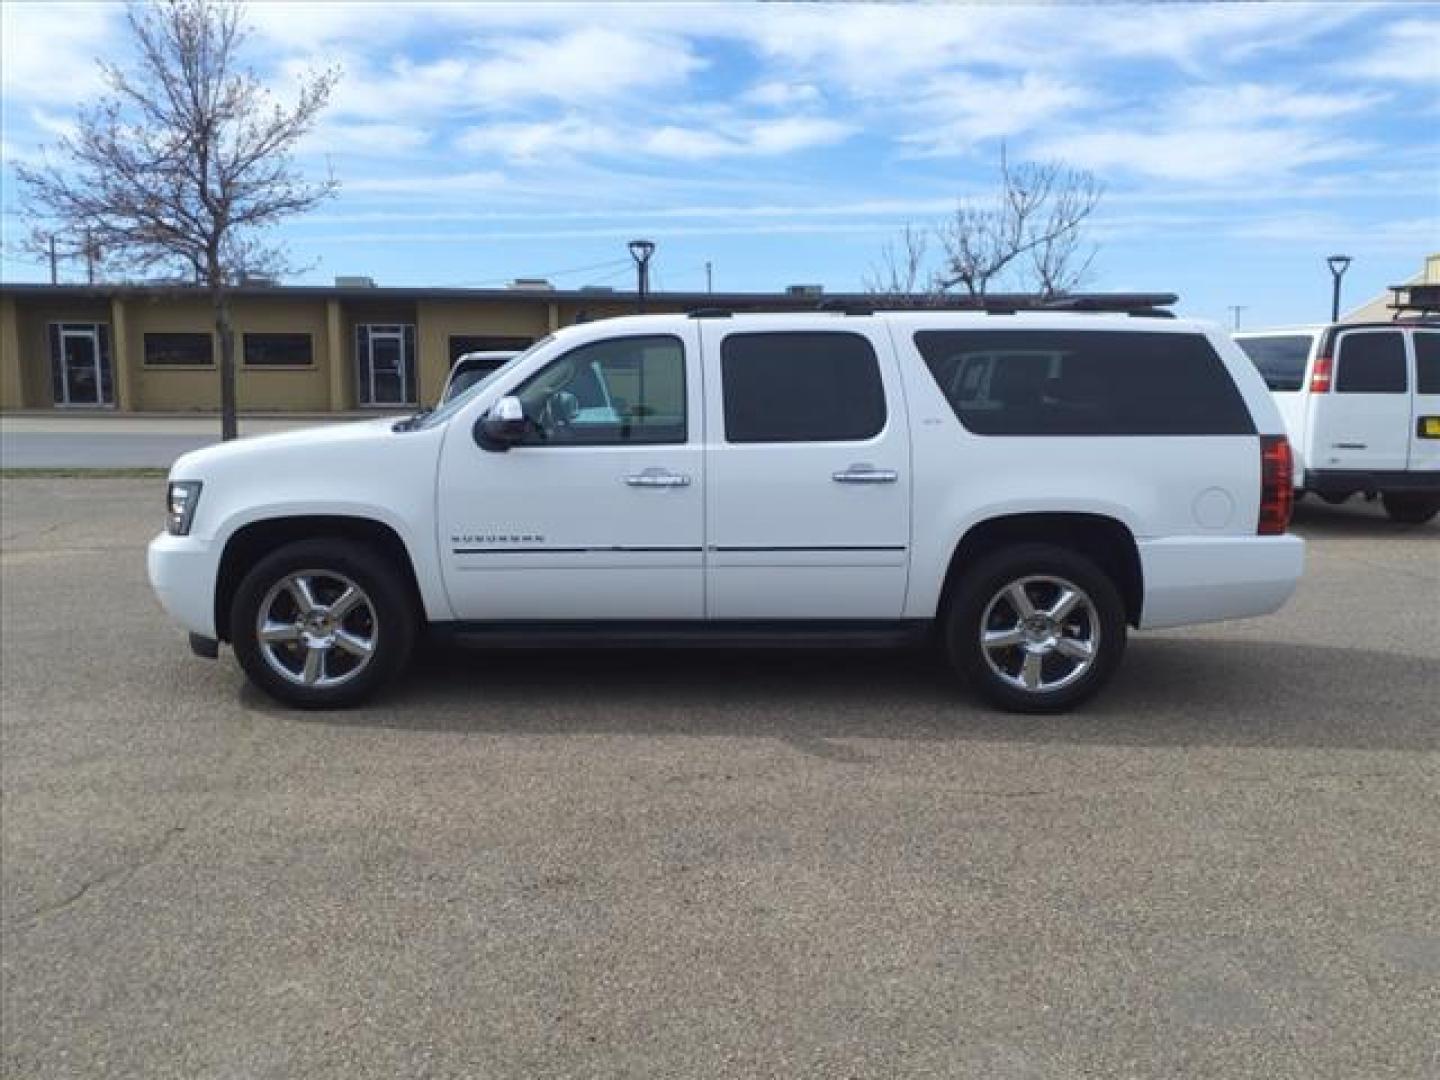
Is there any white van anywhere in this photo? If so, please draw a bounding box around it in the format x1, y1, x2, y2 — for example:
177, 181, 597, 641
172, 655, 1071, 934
1235, 322, 1440, 523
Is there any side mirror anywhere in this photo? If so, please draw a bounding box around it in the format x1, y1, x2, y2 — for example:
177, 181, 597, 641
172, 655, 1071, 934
475, 395, 526, 452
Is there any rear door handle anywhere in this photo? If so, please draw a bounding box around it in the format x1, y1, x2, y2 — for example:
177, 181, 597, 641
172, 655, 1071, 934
624, 468, 691, 488
832, 464, 898, 484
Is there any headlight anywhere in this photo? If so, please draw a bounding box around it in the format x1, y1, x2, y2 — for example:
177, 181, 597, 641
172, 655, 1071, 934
166, 481, 202, 536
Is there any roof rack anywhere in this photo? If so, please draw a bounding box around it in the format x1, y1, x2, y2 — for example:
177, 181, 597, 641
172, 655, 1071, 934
830, 292, 1178, 317
687, 292, 1181, 320
1387, 283, 1440, 319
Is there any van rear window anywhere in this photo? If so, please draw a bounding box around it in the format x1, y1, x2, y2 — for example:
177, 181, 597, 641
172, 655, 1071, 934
915, 329, 1255, 437
1236, 335, 1313, 392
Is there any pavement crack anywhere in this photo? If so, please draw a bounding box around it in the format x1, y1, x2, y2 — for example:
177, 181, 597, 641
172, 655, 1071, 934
11, 824, 186, 928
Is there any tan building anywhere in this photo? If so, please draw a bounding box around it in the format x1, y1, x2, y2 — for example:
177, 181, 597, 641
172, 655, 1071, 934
1342, 252, 1440, 323
0, 280, 842, 414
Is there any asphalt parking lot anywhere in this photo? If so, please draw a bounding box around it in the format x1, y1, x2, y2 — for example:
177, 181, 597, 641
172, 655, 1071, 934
2, 478, 1436, 1079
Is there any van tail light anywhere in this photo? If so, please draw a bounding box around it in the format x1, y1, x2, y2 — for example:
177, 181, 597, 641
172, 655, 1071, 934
1309, 353, 1333, 392
1259, 435, 1294, 535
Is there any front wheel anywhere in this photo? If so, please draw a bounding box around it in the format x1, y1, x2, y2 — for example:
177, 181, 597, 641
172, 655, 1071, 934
231, 538, 416, 708
1381, 492, 1440, 525
944, 544, 1127, 713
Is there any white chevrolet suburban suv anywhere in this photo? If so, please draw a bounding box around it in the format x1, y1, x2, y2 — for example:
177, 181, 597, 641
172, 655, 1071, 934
1234, 321, 1440, 523
148, 304, 1305, 713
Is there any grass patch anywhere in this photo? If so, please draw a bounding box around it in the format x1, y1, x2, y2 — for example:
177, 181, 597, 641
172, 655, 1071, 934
1, 467, 168, 479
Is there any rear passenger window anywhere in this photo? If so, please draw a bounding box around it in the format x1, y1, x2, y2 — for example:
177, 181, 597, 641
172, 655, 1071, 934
1335, 332, 1406, 393
914, 330, 1255, 436
1415, 332, 1440, 394
722, 332, 886, 443
1236, 335, 1313, 391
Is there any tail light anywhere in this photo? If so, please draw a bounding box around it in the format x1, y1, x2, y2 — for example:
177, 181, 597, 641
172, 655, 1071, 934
1309, 353, 1333, 392
1259, 435, 1294, 535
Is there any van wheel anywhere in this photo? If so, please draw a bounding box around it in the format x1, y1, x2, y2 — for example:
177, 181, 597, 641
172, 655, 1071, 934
944, 544, 1127, 714
230, 538, 416, 708
1381, 493, 1440, 525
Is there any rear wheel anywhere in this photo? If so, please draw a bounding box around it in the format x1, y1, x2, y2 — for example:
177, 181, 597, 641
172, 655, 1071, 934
944, 543, 1127, 713
1381, 492, 1440, 525
231, 539, 416, 708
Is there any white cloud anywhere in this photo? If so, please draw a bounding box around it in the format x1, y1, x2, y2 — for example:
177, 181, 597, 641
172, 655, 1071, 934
458, 114, 853, 164
345, 170, 508, 196
643, 116, 852, 160
1038, 125, 1367, 183
0, 1, 118, 106
1175, 83, 1387, 124
1340, 18, 1440, 85
299, 122, 432, 158
740, 81, 823, 109
313, 26, 703, 124
457, 116, 621, 163
901, 72, 1099, 156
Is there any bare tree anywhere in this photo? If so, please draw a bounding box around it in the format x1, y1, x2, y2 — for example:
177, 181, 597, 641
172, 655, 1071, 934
868, 145, 1103, 300
862, 223, 931, 302
16, 0, 338, 439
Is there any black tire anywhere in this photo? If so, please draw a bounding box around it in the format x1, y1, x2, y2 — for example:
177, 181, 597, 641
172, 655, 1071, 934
943, 543, 1127, 714
1381, 492, 1440, 525
230, 538, 416, 708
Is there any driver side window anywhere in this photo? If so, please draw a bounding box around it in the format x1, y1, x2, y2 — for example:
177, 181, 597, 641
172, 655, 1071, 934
513, 335, 686, 445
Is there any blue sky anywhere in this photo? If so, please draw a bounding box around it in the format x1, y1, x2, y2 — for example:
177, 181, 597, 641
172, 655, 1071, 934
2, 1, 1436, 326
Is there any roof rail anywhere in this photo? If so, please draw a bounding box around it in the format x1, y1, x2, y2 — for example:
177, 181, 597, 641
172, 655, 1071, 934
686, 307, 733, 319
817, 299, 875, 315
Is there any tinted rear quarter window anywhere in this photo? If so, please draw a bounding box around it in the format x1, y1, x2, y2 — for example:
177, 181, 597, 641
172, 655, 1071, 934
1335, 331, 1407, 393
914, 329, 1255, 436
722, 332, 886, 443
1414, 331, 1439, 394
1236, 335, 1313, 391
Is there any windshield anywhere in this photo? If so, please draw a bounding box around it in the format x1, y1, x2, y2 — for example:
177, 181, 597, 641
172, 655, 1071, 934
414, 336, 553, 430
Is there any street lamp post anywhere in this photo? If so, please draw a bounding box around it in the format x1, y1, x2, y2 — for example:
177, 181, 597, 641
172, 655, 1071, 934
1327, 254, 1352, 323
628, 239, 655, 313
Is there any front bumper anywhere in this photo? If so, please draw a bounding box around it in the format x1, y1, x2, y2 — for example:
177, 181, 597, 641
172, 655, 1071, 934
147, 532, 219, 639
1137, 534, 1305, 630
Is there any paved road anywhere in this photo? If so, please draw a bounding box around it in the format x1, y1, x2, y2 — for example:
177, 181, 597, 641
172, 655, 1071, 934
2, 481, 1437, 1079
0, 417, 380, 468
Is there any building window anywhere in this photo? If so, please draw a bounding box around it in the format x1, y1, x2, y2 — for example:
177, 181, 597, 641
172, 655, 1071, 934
144, 332, 214, 367
448, 335, 534, 363
243, 332, 313, 367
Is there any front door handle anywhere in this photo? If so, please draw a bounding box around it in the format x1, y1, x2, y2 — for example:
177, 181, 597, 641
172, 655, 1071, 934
833, 463, 898, 484
624, 468, 691, 488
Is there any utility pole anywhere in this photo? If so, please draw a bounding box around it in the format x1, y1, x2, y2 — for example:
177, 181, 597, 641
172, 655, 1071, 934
84, 228, 97, 284
628, 239, 655, 313
48, 233, 57, 284
1227, 305, 1246, 331
1327, 254, 1352, 323
705, 261, 713, 294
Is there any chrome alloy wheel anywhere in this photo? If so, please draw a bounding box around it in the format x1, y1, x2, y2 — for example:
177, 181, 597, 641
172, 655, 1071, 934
979, 575, 1100, 694
255, 570, 379, 689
